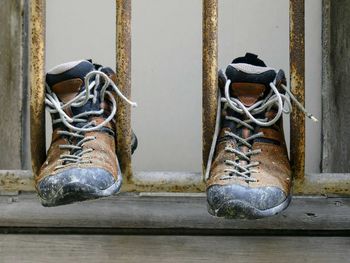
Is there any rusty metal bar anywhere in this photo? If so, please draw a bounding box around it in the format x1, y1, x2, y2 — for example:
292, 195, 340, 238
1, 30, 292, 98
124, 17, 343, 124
202, 0, 218, 175
116, 0, 133, 183
289, 0, 305, 181
30, 0, 46, 178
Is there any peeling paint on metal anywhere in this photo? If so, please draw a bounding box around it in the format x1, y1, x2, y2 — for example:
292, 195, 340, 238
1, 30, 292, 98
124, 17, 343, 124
202, 0, 218, 177
116, 0, 133, 182
289, 0, 305, 181
30, 0, 46, 178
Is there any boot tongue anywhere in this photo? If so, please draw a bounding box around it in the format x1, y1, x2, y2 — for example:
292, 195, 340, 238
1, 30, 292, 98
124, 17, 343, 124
231, 82, 266, 107
46, 60, 94, 103
46, 60, 101, 129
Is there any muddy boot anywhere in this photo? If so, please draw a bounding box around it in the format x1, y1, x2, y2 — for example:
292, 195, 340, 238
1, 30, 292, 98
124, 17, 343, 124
205, 53, 317, 219
35, 60, 137, 207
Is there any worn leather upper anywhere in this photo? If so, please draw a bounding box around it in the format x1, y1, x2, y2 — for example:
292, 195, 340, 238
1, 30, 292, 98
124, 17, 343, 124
35, 71, 120, 186
207, 79, 292, 196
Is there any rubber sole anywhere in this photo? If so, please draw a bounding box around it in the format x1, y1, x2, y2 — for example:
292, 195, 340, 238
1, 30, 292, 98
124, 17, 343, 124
39, 178, 122, 207
207, 194, 292, 219
37, 164, 123, 207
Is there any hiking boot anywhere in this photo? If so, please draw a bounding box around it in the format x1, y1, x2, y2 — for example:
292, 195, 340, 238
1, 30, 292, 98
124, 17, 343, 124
205, 53, 317, 219
35, 60, 137, 207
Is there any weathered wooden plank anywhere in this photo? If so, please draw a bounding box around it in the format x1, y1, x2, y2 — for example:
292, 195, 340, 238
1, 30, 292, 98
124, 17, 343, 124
0, 0, 28, 169
2, 170, 350, 195
123, 171, 205, 192
294, 173, 350, 195
0, 170, 33, 193
0, 193, 349, 231
321, 0, 332, 172
0, 170, 206, 193
322, 0, 350, 172
0, 235, 349, 263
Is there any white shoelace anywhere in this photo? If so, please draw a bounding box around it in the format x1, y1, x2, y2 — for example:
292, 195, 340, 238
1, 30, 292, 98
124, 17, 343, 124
205, 73, 317, 181
45, 70, 137, 170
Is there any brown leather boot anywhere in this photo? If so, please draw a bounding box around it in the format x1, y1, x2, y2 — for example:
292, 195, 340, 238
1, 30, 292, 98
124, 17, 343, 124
206, 53, 316, 219
35, 60, 137, 206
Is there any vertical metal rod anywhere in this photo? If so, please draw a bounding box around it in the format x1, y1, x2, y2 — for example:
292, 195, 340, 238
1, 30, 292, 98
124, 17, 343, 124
116, 0, 133, 181
30, 0, 46, 178
202, 0, 218, 176
289, 0, 305, 180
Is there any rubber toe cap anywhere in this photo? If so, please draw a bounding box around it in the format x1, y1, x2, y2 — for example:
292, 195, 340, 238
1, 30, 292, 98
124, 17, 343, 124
37, 167, 121, 207
207, 184, 288, 218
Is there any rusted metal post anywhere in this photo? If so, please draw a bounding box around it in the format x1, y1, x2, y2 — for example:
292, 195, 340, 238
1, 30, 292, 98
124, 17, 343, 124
289, 0, 305, 180
116, 0, 133, 181
30, 0, 46, 178
202, 0, 218, 176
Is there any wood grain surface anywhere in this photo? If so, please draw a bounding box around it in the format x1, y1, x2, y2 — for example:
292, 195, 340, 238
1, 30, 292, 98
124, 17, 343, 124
0, 235, 349, 263
0, 193, 349, 233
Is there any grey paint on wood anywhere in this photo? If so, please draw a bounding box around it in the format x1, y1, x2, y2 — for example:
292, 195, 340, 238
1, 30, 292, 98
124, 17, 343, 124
0, 0, 29, 170
0, 193, 349, 231
0, 235, 349, 263
322, 0, 350, 172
